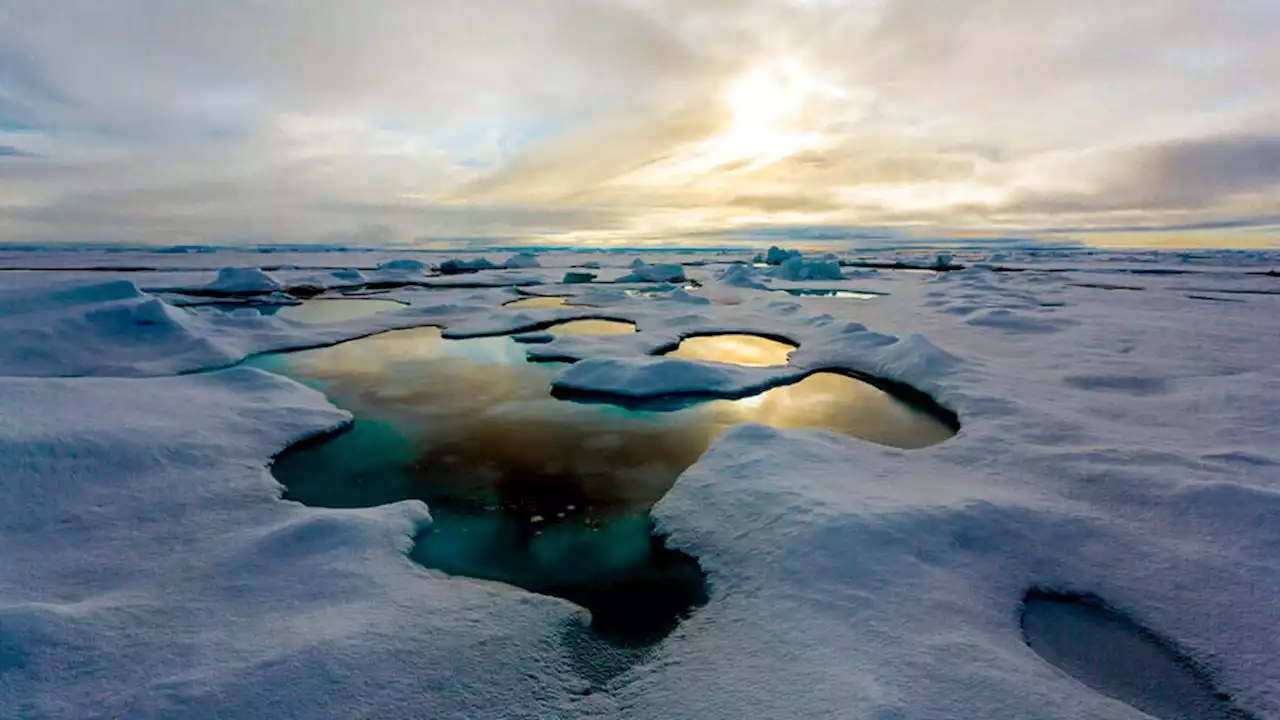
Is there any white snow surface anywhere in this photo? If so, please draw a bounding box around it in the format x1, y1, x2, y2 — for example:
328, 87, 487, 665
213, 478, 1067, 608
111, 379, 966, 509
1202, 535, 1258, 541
2, 246, 1279, 718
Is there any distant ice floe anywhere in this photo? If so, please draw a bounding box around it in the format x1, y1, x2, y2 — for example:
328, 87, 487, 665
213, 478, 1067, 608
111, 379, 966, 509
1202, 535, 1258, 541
376, 258, 428, 273
715, 263, 769, 289
767, 255, 843, 281
203, 267, 282, 294
617, 261, 687, 283
754, 245, 802, 265
438, 257, 496, 274
503, 252, 541, 269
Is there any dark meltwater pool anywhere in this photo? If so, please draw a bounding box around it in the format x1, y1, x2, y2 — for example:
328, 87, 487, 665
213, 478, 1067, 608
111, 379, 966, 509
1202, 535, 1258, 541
777, 288, 883, 299
247, 326, 955, 650
1021, 590, 1252, 720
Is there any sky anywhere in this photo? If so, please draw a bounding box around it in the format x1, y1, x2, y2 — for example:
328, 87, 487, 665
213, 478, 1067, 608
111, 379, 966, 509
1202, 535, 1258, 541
1, 0, 1278, 249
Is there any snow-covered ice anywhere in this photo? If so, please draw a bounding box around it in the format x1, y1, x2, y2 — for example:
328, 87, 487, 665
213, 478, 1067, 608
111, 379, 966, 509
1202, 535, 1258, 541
201, 267, 282, 294
766, 254, 843, 281
1, 245, 1278, 718
505, 252, 542, 269
617, 261, 687, 284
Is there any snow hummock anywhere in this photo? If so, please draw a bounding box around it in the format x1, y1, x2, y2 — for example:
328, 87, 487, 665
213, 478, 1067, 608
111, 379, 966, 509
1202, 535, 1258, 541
754, 245, 803, 265
563, 271, 597, 284
768, 255, 843, 281
715, 263, 769, 289
439, 257, 497, 274
655, 288, 711, 305
504, 252, 541, 269
203, 267, 281, 294
331, 268, 365, 283
0, 279, 238, 376
618, 262, 687, 283
376, 258, 428, 274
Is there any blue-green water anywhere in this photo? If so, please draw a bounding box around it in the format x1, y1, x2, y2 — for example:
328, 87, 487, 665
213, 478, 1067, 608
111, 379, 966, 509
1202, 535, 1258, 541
249, 326, 954, 642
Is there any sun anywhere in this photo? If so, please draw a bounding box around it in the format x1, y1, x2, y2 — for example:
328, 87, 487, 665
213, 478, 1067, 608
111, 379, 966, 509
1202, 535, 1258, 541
619, 59, 840, 184
720, 63, 812, 160
704, 60, 835, 173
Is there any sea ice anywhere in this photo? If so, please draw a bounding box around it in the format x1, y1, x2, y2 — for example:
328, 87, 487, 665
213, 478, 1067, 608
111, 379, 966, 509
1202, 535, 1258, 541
0, 246, 1276, 719
202, 267, 282, 294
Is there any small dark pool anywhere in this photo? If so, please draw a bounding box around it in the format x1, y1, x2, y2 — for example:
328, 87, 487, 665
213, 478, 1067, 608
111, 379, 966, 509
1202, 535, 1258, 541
777, 288, 882, 299
1021, 589, 1252, 720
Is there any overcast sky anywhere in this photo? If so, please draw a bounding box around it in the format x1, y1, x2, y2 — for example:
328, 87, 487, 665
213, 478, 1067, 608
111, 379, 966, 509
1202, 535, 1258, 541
1, 1, 1277, 247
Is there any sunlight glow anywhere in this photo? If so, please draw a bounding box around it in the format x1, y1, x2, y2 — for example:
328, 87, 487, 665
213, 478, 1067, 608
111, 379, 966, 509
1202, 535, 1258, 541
838, 183, 1009, 212
620, 60, 842, 184
717, 64, 818, 167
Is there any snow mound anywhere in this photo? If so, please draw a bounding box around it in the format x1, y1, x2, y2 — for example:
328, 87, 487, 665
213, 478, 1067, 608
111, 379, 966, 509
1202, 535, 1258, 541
503, 252, 541, 269
0, 280, 237, 376
0, 278, 142, 315
655, 288, 712, 305
754, 245, 802, 265
439, 257, 496, 274
715, 263, 768, 289
330, 268, 365, 283
204, 268, 281, 295
862, 333, 964, 391
375, 259, 427, 274
618, 262, 687, 283
768, 256, 843, 281
965, 308, 1077, 335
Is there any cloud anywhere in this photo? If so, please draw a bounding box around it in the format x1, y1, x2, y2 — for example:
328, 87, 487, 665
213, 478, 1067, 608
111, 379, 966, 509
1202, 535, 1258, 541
0, 145, 37, 158
987, 134, 1280, 234
0, 0, 1278, 246
1123, 135, 1280, 205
